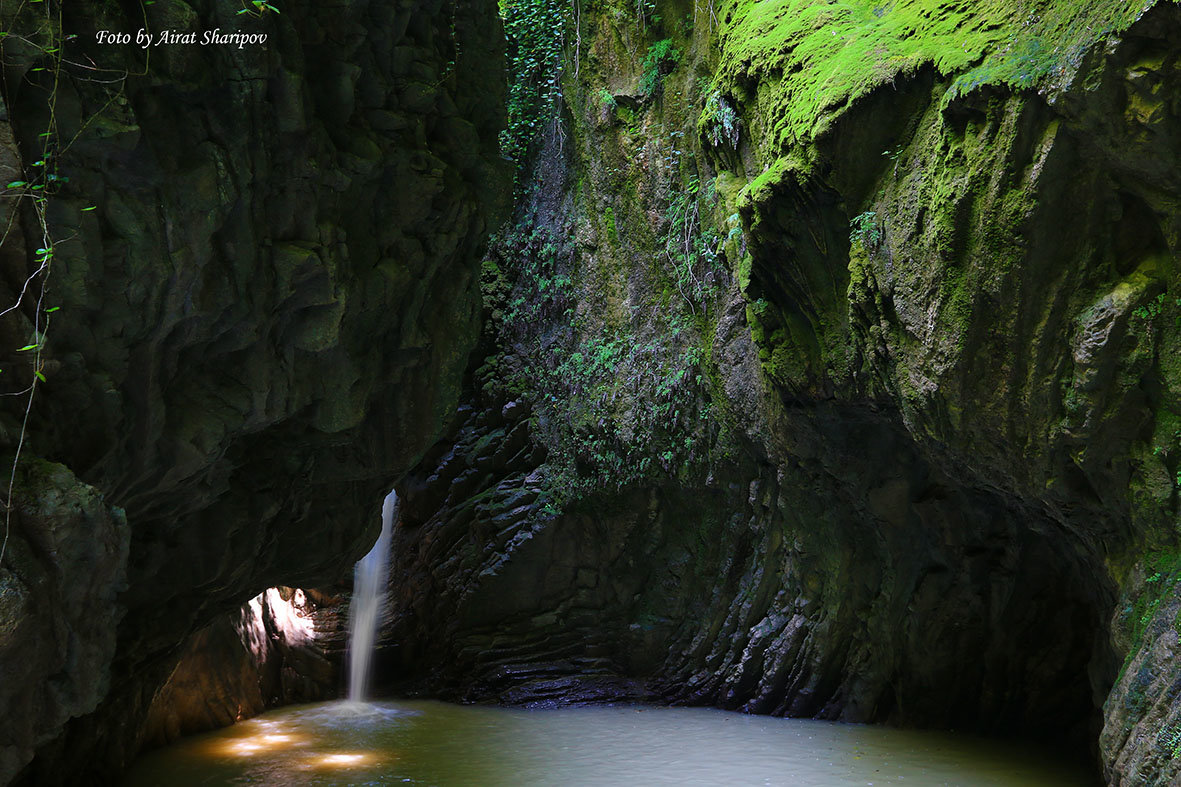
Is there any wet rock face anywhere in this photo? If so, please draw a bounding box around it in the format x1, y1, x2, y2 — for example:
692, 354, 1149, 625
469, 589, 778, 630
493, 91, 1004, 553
141, 587, 347, 749
386, 1, 1179, 781
1101, 556, 1181, 787
0, 0, 502, 781
392, 387, 1107, 743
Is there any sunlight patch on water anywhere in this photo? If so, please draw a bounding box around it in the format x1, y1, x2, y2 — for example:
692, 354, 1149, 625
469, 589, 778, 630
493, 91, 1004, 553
307, 752, 380, 768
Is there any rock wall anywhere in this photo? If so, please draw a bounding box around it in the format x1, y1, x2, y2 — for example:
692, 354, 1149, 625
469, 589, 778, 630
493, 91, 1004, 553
1102, 553, 1181, 786
141, 586, 346, 748
0, 461, 128, 783
385, 0, 1181, 783
0, 0, 503, 782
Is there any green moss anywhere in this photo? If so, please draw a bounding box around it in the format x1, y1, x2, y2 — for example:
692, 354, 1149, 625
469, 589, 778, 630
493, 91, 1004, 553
739, 155, 809, 208
714, 0, 1172, 152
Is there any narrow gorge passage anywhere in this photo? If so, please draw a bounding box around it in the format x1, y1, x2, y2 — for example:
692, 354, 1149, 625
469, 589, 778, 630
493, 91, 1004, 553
1, 0, 1180, 785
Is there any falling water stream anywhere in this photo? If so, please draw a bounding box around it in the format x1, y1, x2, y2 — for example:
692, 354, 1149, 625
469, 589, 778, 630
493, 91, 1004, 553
345, 490, 397, 703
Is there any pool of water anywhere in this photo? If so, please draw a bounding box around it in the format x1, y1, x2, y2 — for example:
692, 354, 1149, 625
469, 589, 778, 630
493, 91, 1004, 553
121, 700, 1094, 786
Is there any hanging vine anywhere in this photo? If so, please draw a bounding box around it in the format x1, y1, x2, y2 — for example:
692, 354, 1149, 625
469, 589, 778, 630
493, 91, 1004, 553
498, 0, 567, 184
0, 0, 142, 564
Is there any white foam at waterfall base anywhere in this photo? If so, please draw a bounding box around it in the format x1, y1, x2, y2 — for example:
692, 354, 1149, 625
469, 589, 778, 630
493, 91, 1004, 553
346, 490, 397, 702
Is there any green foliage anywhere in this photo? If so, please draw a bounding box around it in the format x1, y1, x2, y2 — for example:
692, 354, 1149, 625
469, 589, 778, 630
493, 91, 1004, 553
1151, 428, 1181, 459
494, 226, 573, 328
640, 39, 680, 97
700, 91, 741, 149
237, 0, 280, 16
882, 146, 905, 177
662, 171, 722, 312
1134, 293, 1166, 322
849, 210, 881, 250
635, 0, 659, 27
473, 17, 742, 519
0, 3, 81, 565
1133, 293, 1181, 324
1159, 724, 1181, 760
478, 212, 722, 508
1131, 292, 1181, 363
499, 0, 566, 176
543, 330, 713, 493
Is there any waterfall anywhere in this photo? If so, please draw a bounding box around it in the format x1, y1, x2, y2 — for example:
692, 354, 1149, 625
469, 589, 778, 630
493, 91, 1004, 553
346, 490, 397, 703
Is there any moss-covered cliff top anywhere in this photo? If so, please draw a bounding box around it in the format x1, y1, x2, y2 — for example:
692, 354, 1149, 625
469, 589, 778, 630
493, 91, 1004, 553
717, 0, 1170, 153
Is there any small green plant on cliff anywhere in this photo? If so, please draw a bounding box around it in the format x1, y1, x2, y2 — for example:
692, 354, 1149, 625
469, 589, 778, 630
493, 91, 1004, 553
1131, 293, 1181, 349
1133, 293, 1181, 326
849, 210, 882, 250
701, 91, 740, 149
597, 88, 617, 110
634, 0, 658, 26
663, 173, 721, 313
640, 39, 679, 97
1133, 293, 1168, 323
1160, 723, 1181, 760
1152, 431, 1181, 457
237, 0, 280, 16
882, 146, 906, 177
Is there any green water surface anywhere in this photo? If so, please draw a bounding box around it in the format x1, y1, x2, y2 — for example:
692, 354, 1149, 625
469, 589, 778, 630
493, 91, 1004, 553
121, 700, 1094, 786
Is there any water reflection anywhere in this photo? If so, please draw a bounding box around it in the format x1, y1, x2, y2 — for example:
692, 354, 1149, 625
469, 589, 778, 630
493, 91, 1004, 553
305, 751, 382, 769
122, 700, 1094, 786
218, 731, 305, 757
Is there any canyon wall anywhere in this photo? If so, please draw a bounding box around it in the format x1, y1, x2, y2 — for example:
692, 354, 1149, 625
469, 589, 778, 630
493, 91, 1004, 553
385, 2, 1181, 784
0, 0, 503, 781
